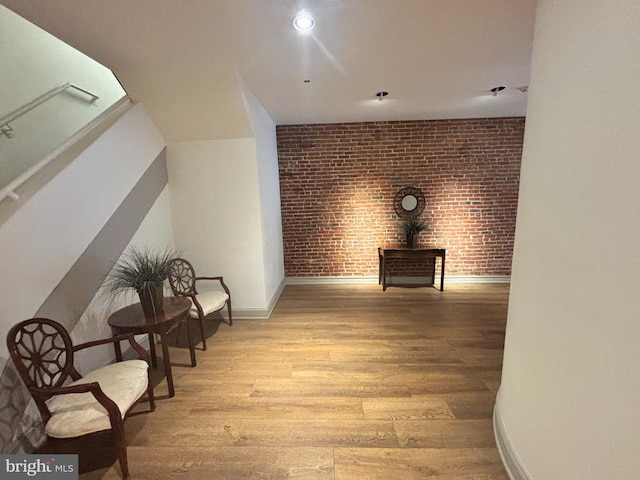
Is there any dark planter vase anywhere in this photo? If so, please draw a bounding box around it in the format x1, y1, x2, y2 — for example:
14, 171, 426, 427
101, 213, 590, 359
138, 286, 164, 318
406, 232, 419, 248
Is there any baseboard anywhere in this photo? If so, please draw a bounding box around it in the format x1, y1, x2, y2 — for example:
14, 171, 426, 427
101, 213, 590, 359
445, 275, 511, 284
139, 275, 509, 321
493, 389, 531, 480
232, 278, 287, 319
286, 276, 379, 285
285, 275, 510, 285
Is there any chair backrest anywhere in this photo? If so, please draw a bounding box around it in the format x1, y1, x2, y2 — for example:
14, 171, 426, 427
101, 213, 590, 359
7, 318, 79, 389
7, 318, 80, 418
168, 257, 197, 297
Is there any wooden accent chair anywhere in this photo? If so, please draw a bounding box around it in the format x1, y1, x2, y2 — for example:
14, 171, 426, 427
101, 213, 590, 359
167, 258, 232, 351
6, 318, 155, 479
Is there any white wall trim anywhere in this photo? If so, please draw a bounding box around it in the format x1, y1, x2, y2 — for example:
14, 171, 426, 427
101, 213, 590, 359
287, 276, 379, 285
445, 275, 511, 284
285, 275, 511, 285
229, 277, 286, 319
494, 389, 531, 480
266, 277, 287, 314
231, 307, 273, 319
228, 275, 510, 316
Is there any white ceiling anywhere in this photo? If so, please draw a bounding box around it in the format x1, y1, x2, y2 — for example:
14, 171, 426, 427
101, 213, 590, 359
1, 0, 536, 142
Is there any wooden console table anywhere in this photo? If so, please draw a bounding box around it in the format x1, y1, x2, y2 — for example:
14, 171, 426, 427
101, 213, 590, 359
378, 247, 446, 291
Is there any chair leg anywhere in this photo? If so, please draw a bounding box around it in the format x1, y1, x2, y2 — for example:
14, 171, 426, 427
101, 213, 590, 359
199, 315, 207, 351
227, 299, 233, 326
146, 372, 156, 412
185, 316, 196, 367
111, 421, 129, 479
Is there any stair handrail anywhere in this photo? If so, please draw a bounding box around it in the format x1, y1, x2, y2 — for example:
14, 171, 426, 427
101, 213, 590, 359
0, 95, 130, 203
0, 83, 99, 138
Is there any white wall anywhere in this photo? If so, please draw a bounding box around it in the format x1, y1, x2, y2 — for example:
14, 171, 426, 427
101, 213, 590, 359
238, 75, 285, 309
496, 1, 640, 478
167, 139, 269, 313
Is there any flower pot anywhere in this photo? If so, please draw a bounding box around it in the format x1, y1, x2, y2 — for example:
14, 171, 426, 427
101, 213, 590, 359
138, 286, 164, 318
406, 232, 418, 248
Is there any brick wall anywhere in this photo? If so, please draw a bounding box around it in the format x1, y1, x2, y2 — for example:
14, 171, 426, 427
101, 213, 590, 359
276, 117, 525, 277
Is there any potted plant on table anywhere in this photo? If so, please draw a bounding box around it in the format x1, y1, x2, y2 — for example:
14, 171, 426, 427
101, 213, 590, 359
102, 245, 180, 317
399, 218, 428, 248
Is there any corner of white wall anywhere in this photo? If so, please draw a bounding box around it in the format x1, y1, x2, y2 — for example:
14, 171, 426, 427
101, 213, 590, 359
165, 73, 285, 316
236, 71, 285, 304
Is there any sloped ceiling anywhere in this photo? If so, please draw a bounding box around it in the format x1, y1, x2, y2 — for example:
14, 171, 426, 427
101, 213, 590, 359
0, 0, 536, 142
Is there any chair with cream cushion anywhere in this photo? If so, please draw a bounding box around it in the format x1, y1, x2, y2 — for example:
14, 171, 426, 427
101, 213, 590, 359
6, 318, 155, 479
167, 257, 232, 351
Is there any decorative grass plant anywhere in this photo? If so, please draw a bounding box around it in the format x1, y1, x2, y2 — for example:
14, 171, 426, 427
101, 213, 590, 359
102, 245, 180, 317
399, 218, 428, 248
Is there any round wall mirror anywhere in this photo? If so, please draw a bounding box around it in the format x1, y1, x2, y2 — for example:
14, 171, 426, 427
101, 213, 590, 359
401, 194, 418, 212
394, 186, 425, 218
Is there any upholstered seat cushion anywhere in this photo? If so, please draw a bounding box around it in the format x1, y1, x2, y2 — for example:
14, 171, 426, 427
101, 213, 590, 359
45, 359, 149, 438
190, 291, 229, 317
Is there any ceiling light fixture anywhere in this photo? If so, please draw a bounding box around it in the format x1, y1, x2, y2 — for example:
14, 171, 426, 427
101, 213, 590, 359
376, 91, 389, 102
491, 86, 506, 97
293, 13, 315, 31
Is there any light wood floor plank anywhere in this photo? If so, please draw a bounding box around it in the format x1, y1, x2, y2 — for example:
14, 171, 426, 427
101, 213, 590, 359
393, 419, 497, 448
334, 447, 508, 480
362, 396, 455, 420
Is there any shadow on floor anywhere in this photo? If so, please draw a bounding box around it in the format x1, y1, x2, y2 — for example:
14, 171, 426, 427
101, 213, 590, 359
165, 314, 227, 351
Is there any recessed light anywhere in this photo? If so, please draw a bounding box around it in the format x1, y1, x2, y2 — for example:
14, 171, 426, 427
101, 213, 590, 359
293, 13, 315, 32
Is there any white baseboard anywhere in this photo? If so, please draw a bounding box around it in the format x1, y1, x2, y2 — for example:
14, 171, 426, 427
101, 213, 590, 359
170, 276, 509, 321
286, 276, 379, 285
229, 277, 287, 319
285, 275, 510, 285
445, 275, 511, 284
494, 389, 531, 480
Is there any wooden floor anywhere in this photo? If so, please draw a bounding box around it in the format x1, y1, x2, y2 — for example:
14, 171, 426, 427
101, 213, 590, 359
81, 283, 510, 479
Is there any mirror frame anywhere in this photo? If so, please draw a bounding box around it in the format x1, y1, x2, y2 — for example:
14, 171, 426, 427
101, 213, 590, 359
393, 186, 425, 219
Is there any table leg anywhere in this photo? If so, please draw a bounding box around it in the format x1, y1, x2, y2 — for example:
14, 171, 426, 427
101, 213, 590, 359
148, 333, 157, 368
159, 332, 175, 398
440, 251, 446, 291
382, 256, 388, 291
429, 258, 436, 288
